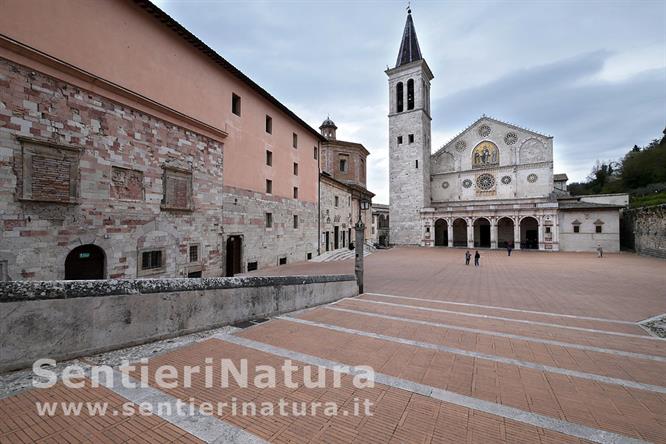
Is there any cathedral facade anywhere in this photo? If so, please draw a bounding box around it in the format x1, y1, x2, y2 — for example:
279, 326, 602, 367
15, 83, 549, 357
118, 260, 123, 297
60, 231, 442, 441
387, 11, 625, 252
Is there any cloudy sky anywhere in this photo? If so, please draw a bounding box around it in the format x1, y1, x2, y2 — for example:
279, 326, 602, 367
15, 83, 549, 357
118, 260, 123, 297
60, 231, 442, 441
153, 0, 665, 204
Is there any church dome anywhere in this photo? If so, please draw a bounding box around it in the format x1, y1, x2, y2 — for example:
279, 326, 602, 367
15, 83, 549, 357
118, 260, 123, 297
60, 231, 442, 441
319, 117, 337, 129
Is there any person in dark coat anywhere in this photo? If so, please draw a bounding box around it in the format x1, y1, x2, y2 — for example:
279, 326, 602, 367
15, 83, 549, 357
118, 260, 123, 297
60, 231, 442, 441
507, 241, 513, 256
474, 250, 480, 266
465, 250, 471, 265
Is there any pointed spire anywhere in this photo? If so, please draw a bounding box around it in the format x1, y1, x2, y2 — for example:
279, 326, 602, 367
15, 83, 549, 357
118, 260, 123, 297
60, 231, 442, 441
395, 8, 423, 68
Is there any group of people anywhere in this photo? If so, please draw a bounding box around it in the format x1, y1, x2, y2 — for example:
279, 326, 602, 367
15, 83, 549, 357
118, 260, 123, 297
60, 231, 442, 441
465, 241, 515, 266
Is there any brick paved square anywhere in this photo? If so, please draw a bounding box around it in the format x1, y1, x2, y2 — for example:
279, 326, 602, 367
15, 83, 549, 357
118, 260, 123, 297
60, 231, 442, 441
2, 247, 665, 443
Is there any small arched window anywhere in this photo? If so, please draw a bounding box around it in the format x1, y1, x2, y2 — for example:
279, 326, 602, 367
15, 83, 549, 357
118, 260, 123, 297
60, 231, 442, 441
396, 82, 404, 113
407, 79, 414, 110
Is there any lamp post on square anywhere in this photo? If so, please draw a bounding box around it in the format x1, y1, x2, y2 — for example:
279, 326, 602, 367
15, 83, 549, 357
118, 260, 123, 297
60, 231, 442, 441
355, 198, 370, 293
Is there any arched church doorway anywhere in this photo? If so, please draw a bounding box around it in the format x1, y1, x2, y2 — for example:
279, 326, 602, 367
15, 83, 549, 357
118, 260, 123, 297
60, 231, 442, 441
226, 235, 242, 276
520, 217, 539, 249
452, 218, 467, 247
65, 244, 105, 280
497, 217, 515, 248
434, 219, 448, 246
473, 218, 491, 248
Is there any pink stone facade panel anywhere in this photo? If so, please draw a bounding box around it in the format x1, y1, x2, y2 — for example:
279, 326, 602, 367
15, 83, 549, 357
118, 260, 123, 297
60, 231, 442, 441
0, 58, 224, 280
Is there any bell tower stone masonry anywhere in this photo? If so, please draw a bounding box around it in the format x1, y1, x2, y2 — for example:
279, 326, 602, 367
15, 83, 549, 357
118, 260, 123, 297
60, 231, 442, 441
386, 9, 433, 245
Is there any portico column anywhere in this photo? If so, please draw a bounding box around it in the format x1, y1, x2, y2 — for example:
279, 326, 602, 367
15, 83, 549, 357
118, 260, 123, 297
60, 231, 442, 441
447, 220, 454, 248
514, 218, 521, 250
490, 219, 498, 249
538, 218, 545, 250
467, 218, 474, 248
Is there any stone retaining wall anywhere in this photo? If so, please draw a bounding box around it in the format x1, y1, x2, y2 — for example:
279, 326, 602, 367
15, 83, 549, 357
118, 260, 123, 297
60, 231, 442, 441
0, 274, 357, 372
621, 205, 666, 259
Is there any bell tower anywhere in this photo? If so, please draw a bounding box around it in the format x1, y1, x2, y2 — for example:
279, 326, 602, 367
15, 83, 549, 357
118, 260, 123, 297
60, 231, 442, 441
386, 8, 433, 245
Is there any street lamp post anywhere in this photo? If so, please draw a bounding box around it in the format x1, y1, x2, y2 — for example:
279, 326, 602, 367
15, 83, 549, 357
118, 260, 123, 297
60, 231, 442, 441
355, 198, 370, 293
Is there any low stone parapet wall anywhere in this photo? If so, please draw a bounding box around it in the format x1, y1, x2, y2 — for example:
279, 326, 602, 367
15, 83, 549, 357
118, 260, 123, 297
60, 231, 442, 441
0, 275, 357, 372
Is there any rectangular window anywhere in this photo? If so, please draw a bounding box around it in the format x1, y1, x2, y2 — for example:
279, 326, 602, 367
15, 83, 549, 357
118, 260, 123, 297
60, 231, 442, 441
141, 250, 162, 271
573, 225, 580, 233
247, 261, 258, 271
293, 162, 298, 175
292, 133, 298, 148
266, 150, 272, 166
545, 227, 551, 234
408, 134, 414, 143
596, 225, 602, 233
162, 168, 193, 211
397, 136, 403, 145
265, 115, 272, 134
232, 93, 241, 116
335, 196, 339, 207
306, 253, 312, 260
266, 179, 272, 194
279, 257, 287, 265
293, 187, 299, 199
293, 215, 299, 229
415, 160, 419, 169
314, 146, 318, 160
339, 154, 349, 173
265, 212, 273, 228
189, 244, 199, 263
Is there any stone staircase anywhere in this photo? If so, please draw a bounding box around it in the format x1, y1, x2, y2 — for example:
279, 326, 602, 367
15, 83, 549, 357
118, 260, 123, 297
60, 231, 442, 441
311, 244, 374, 262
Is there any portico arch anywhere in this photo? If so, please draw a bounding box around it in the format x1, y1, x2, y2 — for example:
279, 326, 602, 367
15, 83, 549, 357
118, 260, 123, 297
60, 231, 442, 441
473, 217, 491, 248
434, 219, 448, 246
497, 217, 515, 248
520, 216, 539, 249
452, 218, 467, 247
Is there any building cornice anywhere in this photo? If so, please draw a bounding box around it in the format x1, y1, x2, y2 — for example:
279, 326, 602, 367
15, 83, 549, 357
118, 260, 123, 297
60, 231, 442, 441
0, 33, 229, 142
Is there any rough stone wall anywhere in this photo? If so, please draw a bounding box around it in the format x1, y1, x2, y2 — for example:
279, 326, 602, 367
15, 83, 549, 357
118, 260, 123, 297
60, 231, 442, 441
0, 57, 225, 280
0, 274, 358, 372
622, 205, 666, 259
222, 185, 317, 271
319, 178, 353, 252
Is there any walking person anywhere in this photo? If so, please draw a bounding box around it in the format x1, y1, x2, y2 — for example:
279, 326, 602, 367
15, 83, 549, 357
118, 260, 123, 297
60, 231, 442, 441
596, 243, 603, 258
474, 250, 480, 267
465, 250, 471, 266
507, 241, 513, 256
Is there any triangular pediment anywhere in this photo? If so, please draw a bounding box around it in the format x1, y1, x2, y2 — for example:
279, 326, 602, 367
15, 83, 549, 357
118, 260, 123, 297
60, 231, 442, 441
433, 115, 552, 158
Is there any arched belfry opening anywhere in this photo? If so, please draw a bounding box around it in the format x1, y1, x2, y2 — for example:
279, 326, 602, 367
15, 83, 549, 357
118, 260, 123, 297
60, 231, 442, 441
65, 244, 105, 280
396, 82, 404, 113
407, 79, 414, 110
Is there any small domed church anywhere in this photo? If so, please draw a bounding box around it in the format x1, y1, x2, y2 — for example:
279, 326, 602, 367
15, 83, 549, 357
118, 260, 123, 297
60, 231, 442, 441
386, 10, 626, 252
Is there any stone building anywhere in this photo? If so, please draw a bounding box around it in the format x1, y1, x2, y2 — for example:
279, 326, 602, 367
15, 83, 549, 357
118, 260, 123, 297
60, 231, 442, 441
387, 10, 626, 252
318, 117, 374, 253
0, 0, 323, 280
371, 203, 390, 246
